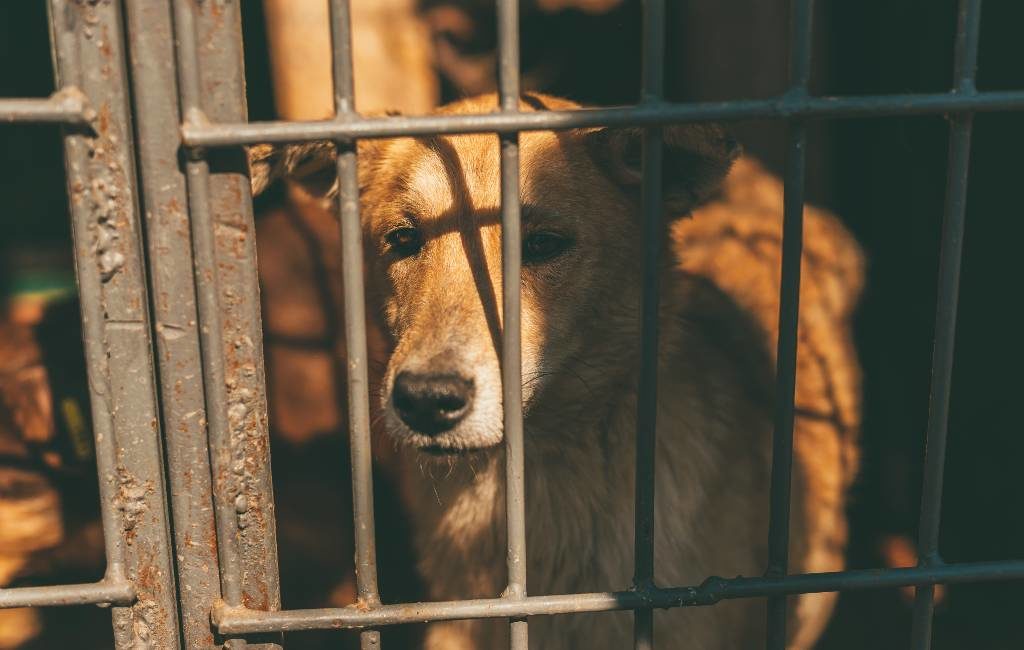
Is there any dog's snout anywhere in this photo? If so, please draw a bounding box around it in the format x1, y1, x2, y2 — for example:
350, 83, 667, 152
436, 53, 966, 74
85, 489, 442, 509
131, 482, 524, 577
393, 371, 475, 435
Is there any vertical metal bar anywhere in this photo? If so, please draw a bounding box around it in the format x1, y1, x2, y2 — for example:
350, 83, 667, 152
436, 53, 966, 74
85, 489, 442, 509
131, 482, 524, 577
633, 1, 665, 648
171, 0, 282, 636
766, 1, 814, 647
171, 0, 244, 612
327, 1, 381, 649
910, 2, 981, 648
187, 7, 283, 616
172, 0, 288, 641
46, 1, 181, 647
766, 0, 814, 636
764, 127, 806, 648
122, 2, 222, 647
496, 0, 527, 648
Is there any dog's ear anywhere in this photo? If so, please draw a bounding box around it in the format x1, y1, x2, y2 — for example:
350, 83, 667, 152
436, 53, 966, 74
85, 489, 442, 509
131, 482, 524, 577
249, 140, 339, 198
248, 111, 400, 198
585, 124, 740, 214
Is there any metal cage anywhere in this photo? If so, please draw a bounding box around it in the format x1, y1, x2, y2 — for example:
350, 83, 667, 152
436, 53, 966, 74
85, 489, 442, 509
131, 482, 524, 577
1, 0, 1023, 648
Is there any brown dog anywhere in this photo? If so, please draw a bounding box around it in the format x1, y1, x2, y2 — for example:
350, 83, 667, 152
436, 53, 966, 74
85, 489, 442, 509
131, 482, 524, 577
252, 92, 862, 649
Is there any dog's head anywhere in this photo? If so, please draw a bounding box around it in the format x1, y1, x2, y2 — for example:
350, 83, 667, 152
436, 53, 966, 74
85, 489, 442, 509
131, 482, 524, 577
251, 94, 738, 458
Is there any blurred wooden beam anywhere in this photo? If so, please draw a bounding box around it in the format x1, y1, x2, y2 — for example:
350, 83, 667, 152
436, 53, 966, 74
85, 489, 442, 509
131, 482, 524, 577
263, 0, 438, 119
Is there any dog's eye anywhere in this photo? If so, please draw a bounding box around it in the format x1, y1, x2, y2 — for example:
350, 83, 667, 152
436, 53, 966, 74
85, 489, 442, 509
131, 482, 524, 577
385, 227, 422, 257
523, 232, 572, 264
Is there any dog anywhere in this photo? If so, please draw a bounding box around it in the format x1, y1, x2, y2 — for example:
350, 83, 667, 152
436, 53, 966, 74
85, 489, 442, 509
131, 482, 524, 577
251, 91, 862, 649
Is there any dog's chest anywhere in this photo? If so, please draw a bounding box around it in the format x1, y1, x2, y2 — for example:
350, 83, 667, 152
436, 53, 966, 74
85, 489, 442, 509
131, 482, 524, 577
412, 444, 636, 600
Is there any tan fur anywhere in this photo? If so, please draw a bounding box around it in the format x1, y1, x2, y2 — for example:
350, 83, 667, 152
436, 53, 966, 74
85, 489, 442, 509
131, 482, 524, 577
675, 157, 864, 647
250, 93, 863, 649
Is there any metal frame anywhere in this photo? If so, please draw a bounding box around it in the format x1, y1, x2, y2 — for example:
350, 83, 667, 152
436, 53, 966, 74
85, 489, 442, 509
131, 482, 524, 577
1, 0, 1021, 648
172, 0, 282, 620
0, 1, 183, 648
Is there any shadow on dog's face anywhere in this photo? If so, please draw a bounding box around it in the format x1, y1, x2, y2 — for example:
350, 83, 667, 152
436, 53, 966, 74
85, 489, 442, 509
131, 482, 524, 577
250, 94, 737, 460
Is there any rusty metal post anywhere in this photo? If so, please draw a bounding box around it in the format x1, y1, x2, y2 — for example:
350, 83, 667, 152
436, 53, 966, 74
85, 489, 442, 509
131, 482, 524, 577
170, 0, 282, 631
46, 0, 181, 647
121, 1, 224, 647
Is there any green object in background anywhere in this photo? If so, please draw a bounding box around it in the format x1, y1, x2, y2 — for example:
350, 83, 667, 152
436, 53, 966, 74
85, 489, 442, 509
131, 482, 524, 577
1, 245, 76, 303
6, 268, 76, 302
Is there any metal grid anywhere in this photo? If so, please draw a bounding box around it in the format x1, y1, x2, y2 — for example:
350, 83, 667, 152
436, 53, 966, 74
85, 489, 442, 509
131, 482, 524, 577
1, 0, 1024, 648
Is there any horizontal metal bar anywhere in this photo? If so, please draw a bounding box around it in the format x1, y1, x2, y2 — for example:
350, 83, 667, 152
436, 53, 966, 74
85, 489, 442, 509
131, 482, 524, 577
213, 560, 1024, 634
0, 88, 89, 124
182, 90, 1024, 147
0, 581, 135, 608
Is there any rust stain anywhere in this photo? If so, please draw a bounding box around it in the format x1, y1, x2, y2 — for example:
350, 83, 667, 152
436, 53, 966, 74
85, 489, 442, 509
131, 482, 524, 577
242, 576, 270, 611
205, 520, 218, 559
97, 104, 111, 135
136, 560, 159, 593
352, 599, 373, 613
116, 468, 152, 546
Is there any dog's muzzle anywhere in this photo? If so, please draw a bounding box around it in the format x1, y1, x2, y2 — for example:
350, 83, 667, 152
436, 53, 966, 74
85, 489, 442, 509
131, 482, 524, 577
392, 371, 475, 436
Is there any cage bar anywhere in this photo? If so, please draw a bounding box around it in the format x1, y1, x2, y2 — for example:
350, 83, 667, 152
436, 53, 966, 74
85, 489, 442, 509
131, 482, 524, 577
495, 0, 528, 648
121, 2, 223, 647
1, 0, 1020, 645
45, 0, 181, 647
213, 558, 1024, 634
633, 0, 667, 647
0, 90, 88, 124
171, 0, 245, 612
766, 0, 815, 646
171, 0, 282, 628
180, 90, 1024, 147
909, 1, 983, 648
186, 0, 283, 614
0, 581, 135, 609
326, 1, 383, 649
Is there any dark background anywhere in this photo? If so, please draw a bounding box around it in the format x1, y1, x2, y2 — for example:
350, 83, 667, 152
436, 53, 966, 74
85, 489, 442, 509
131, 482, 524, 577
1, 1, 1022, 648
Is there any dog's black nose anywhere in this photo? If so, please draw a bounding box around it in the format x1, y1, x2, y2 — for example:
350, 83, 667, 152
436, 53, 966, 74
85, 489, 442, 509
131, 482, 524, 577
393, 371, 474, 435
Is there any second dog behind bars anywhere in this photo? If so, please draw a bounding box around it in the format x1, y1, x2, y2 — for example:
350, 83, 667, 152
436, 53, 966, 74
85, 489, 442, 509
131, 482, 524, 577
251, 93, 863, 649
